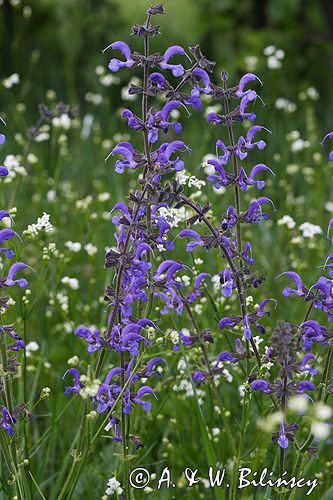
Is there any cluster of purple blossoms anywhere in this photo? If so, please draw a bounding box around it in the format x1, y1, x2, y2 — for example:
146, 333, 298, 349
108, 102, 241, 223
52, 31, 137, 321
64, 3, 220, 443
0, 123, 32, 438
64, 3, 333, 461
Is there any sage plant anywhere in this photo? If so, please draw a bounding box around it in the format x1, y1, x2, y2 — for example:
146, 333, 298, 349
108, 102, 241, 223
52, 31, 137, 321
0, 122, 32, 499
60, 4, 333, 499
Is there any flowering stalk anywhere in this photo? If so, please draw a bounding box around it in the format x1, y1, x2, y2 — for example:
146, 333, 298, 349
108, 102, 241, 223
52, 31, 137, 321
0, 123, 33, 499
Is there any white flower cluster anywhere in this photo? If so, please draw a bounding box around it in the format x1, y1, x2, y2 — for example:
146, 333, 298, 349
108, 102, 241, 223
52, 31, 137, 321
2, 155, 27, 182
3, 73, 20, 89
275, 98, 297, 113
79, 375, 100, 399
85, 92, 103, 105
65, 241, 97, 256
299, 87, 319, 101
244, 55, 258, 72
263, 45, 285, 69
105, 477, 123, 496
65, 241, 81, 252
52, 114, 72, 130
277, 215, 296, 229
25, 212, 54, 238
299, 222, 322, 238
61, 276, 80, 290
286, 130, 310, 153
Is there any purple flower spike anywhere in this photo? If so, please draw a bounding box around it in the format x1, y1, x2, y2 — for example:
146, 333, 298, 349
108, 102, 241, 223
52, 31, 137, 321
104, 41, 134, 72
160, 45, 190, 76
0, 134, 5, 145
321, 132, 333, 161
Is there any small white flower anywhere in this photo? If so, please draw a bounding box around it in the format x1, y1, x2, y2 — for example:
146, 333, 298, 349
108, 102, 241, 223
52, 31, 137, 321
52, 114, 71, 130
105, 477, 123, 496
25, 212, 54, 238
277, 215, 296, 229
3, 73, 20, 89
97, 192, 111, 202
299, 222, 322, 238
315, 403, 332, 420
263, 45, 276, 56
26, 341, 39, 357
267, 56, 282, 69
84, 243, 98, 256
61, 276, 80, 290
288, 395, 308, 412
65, 241, 81, 252
67, 355, 80, 366
311, 421, 330, 440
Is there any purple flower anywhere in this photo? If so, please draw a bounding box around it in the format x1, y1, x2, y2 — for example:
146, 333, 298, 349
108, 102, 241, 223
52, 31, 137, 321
321, 132, 333, 161
300, 353, 317, 376
75, 326, 102, 353
216, 351, 238, 363
159, 45, 190, 76
149, 72, 166, 88
110, 142, 137, 173
242, 241, 254, 265
178, 229, 204, 252
0, 228, 20, 258
218, 316, 241, 330
4, 262, 30, 288
236, 73, 262, 98
243, 197, 273, 224
193, 370, 208, 386
243, 314, 252, 340
133, 386, 155, 412
0, 407, 16, 437
104, 41, 134, 72
239, 90, 257, 122
277, 421, 289, 449
277, 271, 304, 297
63, 368, 81, 396
297, 380, 315, 393
251, 379, 273, 393
0, 166, 8, 176
237, 164, 274, 191
257, 298, 277, 317
145, 357, 164, 378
